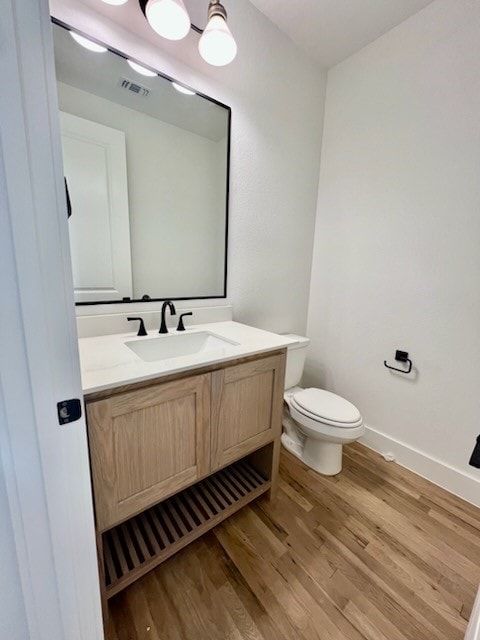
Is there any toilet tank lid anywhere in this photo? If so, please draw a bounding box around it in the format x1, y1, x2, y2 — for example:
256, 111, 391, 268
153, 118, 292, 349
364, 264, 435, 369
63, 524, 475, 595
282, 334, 310, 350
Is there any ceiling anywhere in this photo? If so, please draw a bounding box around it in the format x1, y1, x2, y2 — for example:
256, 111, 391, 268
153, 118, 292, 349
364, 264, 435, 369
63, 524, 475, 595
50, 0, 436, 71
248, 0, 435, 68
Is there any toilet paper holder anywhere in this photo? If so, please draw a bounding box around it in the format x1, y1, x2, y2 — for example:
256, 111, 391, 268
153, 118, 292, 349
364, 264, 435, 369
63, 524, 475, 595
384, 350, 413, 374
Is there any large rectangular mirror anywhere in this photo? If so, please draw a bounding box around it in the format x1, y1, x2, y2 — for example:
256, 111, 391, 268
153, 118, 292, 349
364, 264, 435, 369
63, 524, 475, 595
52, 20, 230, 305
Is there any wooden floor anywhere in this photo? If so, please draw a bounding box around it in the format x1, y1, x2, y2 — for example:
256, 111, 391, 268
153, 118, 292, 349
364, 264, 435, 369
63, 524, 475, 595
106, 443, 480, 640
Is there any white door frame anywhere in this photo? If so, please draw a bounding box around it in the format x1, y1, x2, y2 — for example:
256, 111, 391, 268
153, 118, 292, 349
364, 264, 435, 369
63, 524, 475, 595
0, 0, 103, 638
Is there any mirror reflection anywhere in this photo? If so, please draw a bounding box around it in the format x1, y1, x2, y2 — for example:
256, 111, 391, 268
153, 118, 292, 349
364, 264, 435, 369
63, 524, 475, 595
53, 22, 230, 304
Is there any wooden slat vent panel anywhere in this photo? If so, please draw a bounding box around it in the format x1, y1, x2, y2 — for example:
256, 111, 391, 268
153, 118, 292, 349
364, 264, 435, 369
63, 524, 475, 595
102, 459, 269, 598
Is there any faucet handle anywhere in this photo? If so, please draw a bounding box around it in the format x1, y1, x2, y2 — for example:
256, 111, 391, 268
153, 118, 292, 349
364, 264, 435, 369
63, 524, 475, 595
127, 317, 147, 336
177, 312, 193, 332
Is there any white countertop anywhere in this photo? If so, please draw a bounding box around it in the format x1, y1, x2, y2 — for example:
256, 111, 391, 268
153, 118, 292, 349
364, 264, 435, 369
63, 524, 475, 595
79, 321, 297, 395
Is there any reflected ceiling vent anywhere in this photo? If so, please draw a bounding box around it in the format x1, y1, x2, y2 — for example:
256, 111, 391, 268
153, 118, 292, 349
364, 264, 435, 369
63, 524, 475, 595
119, 78, 150, 97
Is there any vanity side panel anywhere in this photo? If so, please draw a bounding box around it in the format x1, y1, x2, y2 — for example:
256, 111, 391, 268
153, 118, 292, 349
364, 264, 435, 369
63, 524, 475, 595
87, 373, 211, 531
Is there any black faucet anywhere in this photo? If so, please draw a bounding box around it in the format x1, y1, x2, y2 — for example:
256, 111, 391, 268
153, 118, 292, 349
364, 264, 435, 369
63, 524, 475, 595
159, 300, 176, 334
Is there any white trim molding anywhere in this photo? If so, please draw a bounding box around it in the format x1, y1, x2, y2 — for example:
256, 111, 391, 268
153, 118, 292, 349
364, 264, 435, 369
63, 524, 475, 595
360, 426, 480, 508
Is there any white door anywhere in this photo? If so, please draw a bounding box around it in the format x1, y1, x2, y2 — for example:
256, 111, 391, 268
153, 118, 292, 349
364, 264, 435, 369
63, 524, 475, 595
0, 1, 104, 639
61, 111, 133, 302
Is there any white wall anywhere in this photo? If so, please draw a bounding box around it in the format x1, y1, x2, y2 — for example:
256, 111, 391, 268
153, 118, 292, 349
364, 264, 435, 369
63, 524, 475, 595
58, 82, 226, 298
51, 0, 327, 334
307, 0, 480, 504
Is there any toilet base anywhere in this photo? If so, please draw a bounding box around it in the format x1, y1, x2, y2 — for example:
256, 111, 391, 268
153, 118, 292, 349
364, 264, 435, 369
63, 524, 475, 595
303, 439, 343, 476
281, 433, 343, 476
281, 432, 304, 461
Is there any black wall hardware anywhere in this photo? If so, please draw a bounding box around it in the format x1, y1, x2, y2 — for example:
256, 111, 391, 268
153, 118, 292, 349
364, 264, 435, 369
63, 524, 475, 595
469, 436, 480, 468
57, 398, 82, 425
127, 317, 147, 336
177, 312, 193, 331
384, 350, 413, 374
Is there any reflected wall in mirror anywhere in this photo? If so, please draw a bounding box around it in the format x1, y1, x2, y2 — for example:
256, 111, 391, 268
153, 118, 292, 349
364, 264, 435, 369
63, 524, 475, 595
52, 21, 230, 304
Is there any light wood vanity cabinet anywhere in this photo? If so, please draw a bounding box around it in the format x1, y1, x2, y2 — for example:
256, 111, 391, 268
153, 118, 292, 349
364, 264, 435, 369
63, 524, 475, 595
85, 349, 286, 604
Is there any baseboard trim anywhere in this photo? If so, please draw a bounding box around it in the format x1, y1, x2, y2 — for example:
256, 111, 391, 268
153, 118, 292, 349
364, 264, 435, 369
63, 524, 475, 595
359, 426, 480, 508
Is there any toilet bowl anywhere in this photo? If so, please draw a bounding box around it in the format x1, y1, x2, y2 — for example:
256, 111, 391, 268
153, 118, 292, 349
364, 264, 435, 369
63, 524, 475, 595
282, 336, 364, 475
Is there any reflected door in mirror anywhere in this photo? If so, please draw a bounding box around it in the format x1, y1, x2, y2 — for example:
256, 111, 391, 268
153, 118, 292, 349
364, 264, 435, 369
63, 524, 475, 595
60, 112, 133, 302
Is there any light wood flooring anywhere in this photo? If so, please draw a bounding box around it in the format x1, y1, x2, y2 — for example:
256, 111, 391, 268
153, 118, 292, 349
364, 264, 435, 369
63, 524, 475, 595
106, 443, 480, 640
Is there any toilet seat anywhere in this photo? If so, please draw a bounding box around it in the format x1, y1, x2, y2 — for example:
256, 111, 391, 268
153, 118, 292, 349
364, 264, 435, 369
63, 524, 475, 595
289, 402, 365, 445
291, 388, 363, 429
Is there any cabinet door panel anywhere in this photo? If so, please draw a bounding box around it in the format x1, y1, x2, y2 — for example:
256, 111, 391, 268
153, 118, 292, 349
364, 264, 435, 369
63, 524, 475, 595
87, 374, 210, 531
114, 396, 197, 501
211, 354, 286, 470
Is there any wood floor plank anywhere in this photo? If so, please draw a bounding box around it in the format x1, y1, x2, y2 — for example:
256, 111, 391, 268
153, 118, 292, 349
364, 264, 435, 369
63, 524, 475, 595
315, 465, 480, 584
327, 570, 412, 640
428, 506, 480, 550
197, 534, 294, 640
215, 518, 314, 639
142, 571, 185, 640
107, 444, 480, 639
283, 450, 480, 613
315, 516, 463, 640
273, 551, 366, 640
342, 454, 480, 565
350, 514, 464, 614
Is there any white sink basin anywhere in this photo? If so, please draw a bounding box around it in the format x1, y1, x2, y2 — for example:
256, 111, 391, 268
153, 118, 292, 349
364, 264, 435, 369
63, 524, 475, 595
125, 331, 239, 362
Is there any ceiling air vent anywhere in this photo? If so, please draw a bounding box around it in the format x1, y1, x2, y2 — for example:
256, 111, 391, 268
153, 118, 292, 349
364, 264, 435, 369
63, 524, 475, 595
119, 78, 150, 97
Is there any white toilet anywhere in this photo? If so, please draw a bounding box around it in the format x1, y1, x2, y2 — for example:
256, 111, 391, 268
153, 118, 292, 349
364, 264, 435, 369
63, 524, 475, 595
282, 335, 365, 475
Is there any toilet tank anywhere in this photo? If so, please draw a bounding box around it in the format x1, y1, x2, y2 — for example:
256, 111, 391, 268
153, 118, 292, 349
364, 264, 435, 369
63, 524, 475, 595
283, 334, 310, 390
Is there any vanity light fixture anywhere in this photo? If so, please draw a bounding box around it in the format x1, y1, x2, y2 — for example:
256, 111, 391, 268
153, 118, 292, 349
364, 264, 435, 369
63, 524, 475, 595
172, 82, 195, 95
70, 31, 108, 52
137, 0, 237, 66
127, 60, 157, 76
